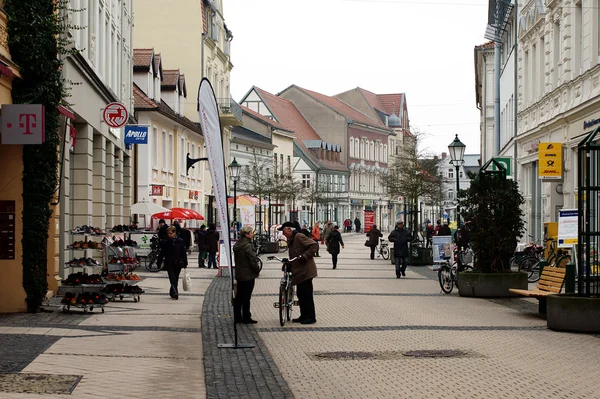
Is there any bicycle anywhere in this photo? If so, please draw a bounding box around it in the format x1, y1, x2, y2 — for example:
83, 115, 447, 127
375, 238, 390, 260
254, 242, 263, 273
144, 235, 164, 272
268, 255, 300, 326
438, 248, 474, 294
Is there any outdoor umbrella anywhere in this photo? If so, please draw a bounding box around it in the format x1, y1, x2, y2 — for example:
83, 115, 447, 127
151, 209, 194, 220
171, 207, 205, 220
130, 201, 169, 215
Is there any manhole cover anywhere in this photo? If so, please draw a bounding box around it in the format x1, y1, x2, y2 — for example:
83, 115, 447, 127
0, 373, 83, 394
402, 350, 466, 358
313, 351, 375, 360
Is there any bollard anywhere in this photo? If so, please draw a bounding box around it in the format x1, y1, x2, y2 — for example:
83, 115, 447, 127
565, 262, 576, 294
537, 260, 548, 314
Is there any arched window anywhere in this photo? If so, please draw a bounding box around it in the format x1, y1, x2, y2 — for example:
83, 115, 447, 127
349, 138, 354, 157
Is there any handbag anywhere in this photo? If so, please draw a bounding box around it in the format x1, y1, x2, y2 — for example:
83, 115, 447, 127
182, 268, 192, 292
364, 239, 370, 247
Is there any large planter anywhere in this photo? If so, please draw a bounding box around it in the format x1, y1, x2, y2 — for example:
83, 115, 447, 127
547, 294, 600, 333
457, 272, 528, 298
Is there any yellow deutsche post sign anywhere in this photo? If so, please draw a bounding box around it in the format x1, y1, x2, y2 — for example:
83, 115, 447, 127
538, 142, 562, 179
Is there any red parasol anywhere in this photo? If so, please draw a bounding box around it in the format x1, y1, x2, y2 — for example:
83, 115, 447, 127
171, 207, 205, 220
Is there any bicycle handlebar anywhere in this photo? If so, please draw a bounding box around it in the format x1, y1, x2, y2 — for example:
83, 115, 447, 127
267, 255, 300, 263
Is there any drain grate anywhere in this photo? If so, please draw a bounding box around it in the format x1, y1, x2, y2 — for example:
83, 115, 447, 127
313, 351, 375, 360
402, 349, 467, 358
0, 373, 83, 394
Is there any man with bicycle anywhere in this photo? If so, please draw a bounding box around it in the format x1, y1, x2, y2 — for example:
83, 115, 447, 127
279, 222, 318, 324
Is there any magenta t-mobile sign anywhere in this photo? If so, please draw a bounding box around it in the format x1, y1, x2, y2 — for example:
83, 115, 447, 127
1, 104, 45, 144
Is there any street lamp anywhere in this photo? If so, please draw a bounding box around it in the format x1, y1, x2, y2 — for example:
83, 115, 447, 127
229, 158, 241, 237
448, 134, 466, 229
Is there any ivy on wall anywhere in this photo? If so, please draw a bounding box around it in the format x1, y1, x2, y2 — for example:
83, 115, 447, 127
5, 0, 70, 312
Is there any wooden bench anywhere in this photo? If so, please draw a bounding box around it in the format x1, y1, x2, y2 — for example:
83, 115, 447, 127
509, 266, 566, 314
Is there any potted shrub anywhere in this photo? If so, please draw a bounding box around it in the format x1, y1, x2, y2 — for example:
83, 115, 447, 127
456, 161, 528, 297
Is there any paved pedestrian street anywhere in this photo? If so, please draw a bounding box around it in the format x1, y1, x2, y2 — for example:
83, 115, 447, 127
2, 233, 600, 398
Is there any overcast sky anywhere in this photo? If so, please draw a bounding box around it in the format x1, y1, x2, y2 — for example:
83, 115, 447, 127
225, 0, 488, 157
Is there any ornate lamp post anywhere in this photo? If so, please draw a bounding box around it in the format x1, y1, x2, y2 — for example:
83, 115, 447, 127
448, 134, 466, 229
229, 158, 241, 236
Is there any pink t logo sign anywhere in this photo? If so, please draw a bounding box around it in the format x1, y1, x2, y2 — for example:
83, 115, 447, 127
19, 113, 37, 135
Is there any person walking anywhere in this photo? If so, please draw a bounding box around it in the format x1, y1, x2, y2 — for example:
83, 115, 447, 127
300, 224, 311, 238
323, 220, 334, 249
206, 223, 220, 269
311, 222, 321, 257
437, 221, 452, 236
434, 220, 442, 236
426, 223, 434, 248
326, 225, 344, 269
343, 218, 351, 233
194, 225, 207, 267
366, 224, 383, 260
233, 226, 260, 324
279, 222, 318, 324
388, 221, 411, 278
157, 226, 188, 299
354, 217, 361, 233
157, 219, 169, 241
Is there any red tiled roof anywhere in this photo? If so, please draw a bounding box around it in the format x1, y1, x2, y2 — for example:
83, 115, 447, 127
476, 41, 495, 49
240, 104, 292, 132
162, 69, 179, 89
357, 88, 386, 112
133, 83, 157, 110
133, 48, 153, 69
253, 87, 320, 141
377, 93, 404, 117
290, 85, 390, 131
202, 1, 207, 34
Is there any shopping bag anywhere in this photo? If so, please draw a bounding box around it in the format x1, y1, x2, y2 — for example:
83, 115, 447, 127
364, 240, 370, 247
182, 268, 192, 292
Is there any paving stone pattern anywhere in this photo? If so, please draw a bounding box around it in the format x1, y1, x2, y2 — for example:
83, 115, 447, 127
0, 335, 61, 373
201, 277, 294, 399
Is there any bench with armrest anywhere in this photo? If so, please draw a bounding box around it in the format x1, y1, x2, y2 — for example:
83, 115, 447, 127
509, 266, 566, 314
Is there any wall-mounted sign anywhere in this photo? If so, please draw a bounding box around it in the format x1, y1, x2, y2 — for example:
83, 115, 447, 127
492, 157, 512, 176
583, 117, 600, 130
1, 104, 45, 145
151, 184, 164, 196
124, 125, 149, 145
0, 200, 16, 260
558, 209, 578, 247
538, 142, 563, 180
103, 102, 128, 128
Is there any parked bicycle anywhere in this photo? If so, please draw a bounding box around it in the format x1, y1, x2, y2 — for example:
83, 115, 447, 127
144, 235, 164, 272
511, 237, 570, 283
375, 238, 390, 260
277, 236, 288, 253
438, 247, 474, 294
268, 255, 299, 326
254, 241, 263, 273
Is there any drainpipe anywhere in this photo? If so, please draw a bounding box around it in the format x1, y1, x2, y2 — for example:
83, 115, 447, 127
494, 41, 501, 156
513, 0, 519, 182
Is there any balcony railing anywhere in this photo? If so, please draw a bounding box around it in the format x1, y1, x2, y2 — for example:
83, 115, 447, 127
216, 97, 242, 126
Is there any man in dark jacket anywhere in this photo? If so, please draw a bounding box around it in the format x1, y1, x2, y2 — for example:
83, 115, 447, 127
388, 221, 411, 278
326, 225, 344, 269
157, 226, 188, 299
205, 224, 220, 269
280, 222, 318, 324
233, 226, 260, 324
366, 224, 383, 260
195, 225, 207, 267
157, 219, 169, 241
437, 222, 452, 236
354, 217, 361, 233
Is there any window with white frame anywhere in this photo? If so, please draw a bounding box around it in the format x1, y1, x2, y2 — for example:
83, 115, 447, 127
350, 138, 354, 157
375, 143, 379, 161
273, 153, 277, 174
168, 134, 174, 170
191, 144, 195, 178
355, 140, 359, 158
302, 174, 310, 189
180, 137, 185, 175
161, 130, 167, 170
360, 140, 365, 159
448, 168, 454, 179
383, 144, 388, 163
152, 127, 158, 168
448, 189, 454, 200
370, 141, 375, 160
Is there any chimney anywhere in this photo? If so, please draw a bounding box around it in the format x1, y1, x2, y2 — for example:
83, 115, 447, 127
441, 152, 447, 159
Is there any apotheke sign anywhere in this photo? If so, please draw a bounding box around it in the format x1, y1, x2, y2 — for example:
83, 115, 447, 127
124, 125, 149, 144
583, 117, 600, 130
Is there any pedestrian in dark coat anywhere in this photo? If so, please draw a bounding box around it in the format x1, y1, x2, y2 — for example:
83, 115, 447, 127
194, 225, 207, 267
233, 226, 260, 324
280, 222, 318, 324
354, 217, 361, 233
326, 226, 344, 269
366, 224, 383, 260
300, 225, 312, 238
157, 219, 169, 241
205, 223, 220, 269
388, 221, 411, 278
437, 222, 452, 236
157, 226, 188, 299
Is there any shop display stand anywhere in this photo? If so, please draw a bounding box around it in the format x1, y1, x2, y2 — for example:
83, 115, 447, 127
103, 237, 144, 302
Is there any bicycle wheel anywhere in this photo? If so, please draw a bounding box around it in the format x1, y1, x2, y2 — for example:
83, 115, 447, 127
278, 238, 288, 253
519, 255, 536, 273
438, 264, 454, 294
553, 255, 571, 268
381, 246, 390, 260
509, 256, 520, 272
278, 285, 286, 326
522, 257, 540, 283
145, 252, 161, 272
286, 284, 293, 321
257, 256, 263, 273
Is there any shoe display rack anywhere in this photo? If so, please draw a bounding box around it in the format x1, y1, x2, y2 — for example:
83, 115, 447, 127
58, 273, 108, 313
102, 236, 144, 302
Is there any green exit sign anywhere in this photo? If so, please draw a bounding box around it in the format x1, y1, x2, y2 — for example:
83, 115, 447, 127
492, 157, 512, 176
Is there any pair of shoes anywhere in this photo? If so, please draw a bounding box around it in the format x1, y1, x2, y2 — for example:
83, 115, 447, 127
332, 265, 336, 269
243, 319, 258, 324
402, 271, 406, 276
396, 275, 401, 279
173, 295, 179, 300
300, 318, 316, 324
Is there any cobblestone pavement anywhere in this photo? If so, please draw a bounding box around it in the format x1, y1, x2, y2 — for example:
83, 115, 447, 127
248, 233, 600, 399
